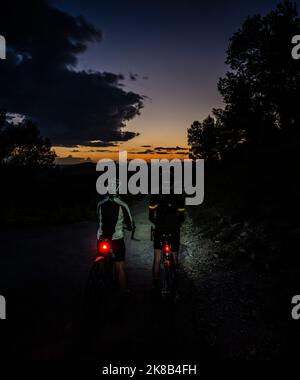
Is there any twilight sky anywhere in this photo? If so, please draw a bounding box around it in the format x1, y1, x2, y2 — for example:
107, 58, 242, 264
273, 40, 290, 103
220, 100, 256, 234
54, 0, 294, 162
1, 0, 299, 163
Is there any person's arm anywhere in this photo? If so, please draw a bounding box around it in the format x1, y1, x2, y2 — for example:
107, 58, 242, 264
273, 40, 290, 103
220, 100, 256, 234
148, 196, 158, 227
115, 197, 135, 231
177, 196, 185, 226
96, 202, 102, 240
96, 196, 109, 239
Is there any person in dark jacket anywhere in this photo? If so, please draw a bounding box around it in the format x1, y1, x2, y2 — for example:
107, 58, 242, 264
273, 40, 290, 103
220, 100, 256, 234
149, 193, 185, 291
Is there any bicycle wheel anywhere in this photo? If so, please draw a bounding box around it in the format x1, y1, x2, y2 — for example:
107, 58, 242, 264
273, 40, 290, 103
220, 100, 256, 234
79, 259, 113, 355
162, 254, 176, 295
83, 259, 113, 315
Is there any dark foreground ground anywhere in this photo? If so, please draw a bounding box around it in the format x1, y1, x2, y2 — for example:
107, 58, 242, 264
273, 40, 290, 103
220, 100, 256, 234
0, 197, 212, 361
1, 196, 300, 360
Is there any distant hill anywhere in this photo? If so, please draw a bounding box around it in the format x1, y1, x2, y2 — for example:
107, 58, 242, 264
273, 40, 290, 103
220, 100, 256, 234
58, 162, 96, 176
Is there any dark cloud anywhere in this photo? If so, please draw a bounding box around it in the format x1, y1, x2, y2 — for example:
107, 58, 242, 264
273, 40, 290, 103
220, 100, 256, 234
55, 155, 93, 165
134, 149, 170, 155
71, 149, 80, 152
0, 0, 143, 147
155, 146, 187, 151
129, 72, 138, 81
94, 149, 116, 152
88, 149, 116, 152
86, 141, 120, 148
137, 149, 155, 154
128, 147, 189, 156
128, 148, 188, 155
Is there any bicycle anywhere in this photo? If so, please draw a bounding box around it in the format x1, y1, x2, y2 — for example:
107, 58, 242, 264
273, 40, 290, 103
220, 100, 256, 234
84, 228, 136, 309
156, 232, 178, 299
88, 239, 115, 292
83, 238, 115, 319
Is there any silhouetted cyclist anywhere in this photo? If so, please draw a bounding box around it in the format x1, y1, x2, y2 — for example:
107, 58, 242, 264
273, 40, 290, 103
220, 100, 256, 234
149, 193, 185, 292
97, 179, 135, 293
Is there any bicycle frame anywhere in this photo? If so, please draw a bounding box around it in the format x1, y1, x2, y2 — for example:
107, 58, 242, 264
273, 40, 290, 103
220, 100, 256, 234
86, 238, 116, 294
160, 233, 177, 296
83, 239, 116, 322
83, 230, 135, 319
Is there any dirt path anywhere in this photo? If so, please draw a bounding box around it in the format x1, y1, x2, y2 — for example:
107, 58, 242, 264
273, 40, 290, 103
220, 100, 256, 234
180, 213, 293, 359
78, 196, 212, 360
3, 195, 285, 360
0, 196, 212, 360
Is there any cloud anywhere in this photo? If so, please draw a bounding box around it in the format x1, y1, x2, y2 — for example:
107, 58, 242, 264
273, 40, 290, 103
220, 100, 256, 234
86, 141, 120, 148
88, 149, 116, 152
127, 147, 188, 155
155, 146, 187, 151
135, 149, 169, 155
127, 146, 189, 155
129, 73, 138, 81
55, 155, 93, 165
95, 149, 116, 152
137, 149, 155, 154
0, 0, 144, 147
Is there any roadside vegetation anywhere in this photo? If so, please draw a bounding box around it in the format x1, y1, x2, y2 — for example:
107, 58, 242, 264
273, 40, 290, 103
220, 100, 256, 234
0, 110, 98, 226
188, 1, 300, 272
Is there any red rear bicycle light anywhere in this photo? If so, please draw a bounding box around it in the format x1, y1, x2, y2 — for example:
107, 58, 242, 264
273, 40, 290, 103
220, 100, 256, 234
164, 244, 170, 252
98, 241, 111, 254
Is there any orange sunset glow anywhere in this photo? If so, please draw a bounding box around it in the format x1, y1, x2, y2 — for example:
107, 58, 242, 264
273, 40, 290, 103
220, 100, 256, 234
54, 145, 189, 164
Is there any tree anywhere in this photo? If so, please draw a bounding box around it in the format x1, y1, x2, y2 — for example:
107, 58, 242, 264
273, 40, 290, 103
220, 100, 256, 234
188, 116, 220, 161
0, 111, 56, 168
188, 110, 245, 161
189, 1, 300, 160
218, 0, 300, 146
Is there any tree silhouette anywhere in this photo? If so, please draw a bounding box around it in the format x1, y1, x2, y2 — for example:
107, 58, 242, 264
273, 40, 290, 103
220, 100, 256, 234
188, 1, 300, 159
219, 0, 300, 146
0, 110, 56, 168
188, 116, 220, 161
188, 110, 244, 161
